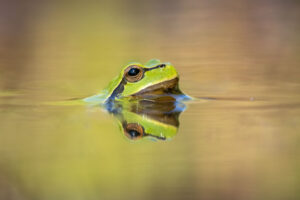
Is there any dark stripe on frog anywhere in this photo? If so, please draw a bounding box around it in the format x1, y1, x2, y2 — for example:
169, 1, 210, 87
143, 64, 166, 72
106, 64, 167, 102
106, 78, 126, 102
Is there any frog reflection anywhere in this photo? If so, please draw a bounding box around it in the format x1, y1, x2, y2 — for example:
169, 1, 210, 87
106, 100, 186, 141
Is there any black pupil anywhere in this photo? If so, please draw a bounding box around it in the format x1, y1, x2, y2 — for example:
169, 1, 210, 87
128, 68, 140, 76
128, 129, 141, 138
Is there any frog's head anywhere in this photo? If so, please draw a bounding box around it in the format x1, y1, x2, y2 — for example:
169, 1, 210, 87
83, 59, 185, 103
103, 59, 181, 102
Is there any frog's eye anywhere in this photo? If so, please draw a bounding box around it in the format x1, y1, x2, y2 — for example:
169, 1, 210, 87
124, 123, 144, 140
124, 65, 144, 83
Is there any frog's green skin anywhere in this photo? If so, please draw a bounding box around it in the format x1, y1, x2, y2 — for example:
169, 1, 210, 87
110, 100, 185, 141
83, 59, 187, 104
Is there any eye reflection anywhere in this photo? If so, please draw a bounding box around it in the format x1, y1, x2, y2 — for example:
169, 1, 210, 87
124, 123, 144, 140
128, 130, 140, 137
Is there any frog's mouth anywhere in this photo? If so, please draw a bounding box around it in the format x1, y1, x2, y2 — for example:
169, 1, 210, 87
108, 77, 182, 102
132, 77, 181, 97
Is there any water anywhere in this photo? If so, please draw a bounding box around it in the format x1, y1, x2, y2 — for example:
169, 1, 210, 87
0, 1, 300, 200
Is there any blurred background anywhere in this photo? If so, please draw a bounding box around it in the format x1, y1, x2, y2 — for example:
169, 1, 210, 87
0, 0, 300, 200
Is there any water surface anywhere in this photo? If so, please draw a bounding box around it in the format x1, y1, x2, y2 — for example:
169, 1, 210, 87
0, 1, 300, 200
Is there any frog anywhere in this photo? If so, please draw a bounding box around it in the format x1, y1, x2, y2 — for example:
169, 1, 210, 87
107, 99, 186, 141
83, 59, 190, 104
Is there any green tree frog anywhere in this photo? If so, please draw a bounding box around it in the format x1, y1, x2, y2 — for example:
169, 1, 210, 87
83, 59, 190, 104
